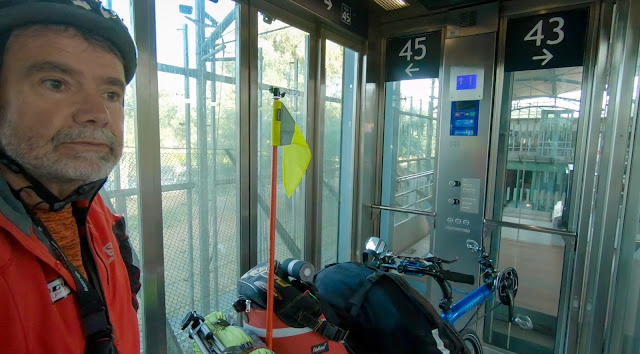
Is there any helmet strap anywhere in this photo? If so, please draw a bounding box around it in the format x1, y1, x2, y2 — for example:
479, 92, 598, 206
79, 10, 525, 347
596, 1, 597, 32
0, 148, 101, 211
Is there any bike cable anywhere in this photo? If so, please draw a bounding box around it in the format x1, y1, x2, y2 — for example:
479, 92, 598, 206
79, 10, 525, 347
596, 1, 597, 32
461, 296, 500, 331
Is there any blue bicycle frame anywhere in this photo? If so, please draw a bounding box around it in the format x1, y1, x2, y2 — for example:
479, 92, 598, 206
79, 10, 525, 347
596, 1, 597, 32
441, 282, 492, 325
369, 237, 527, 333
392, 258, 499, 327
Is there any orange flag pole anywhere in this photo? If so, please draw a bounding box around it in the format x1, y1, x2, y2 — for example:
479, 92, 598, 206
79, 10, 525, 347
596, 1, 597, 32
265, 91, 282, 349
266, 144, 277, 348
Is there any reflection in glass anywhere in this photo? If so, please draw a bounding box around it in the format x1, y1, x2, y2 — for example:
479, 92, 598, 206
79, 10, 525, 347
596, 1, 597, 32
320, 40, 358, 265
488, 67, 584, 354
153, 1, 240, 351
485, 229, 567, 354
257, 14, 309, 264
501, 68, 583, 231
380, 79, 438, 254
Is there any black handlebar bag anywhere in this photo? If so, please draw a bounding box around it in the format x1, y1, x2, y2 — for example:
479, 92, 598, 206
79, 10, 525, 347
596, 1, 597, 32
314, 262, 466, 354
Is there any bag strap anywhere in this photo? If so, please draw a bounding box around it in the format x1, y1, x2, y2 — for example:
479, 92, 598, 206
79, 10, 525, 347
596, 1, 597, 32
284, 283, 349, 343
30, 213, 115, 354
382, 272, 442, 325
297, 311, 349, 342
348, 271, 384, 318
379, 272, 462, 352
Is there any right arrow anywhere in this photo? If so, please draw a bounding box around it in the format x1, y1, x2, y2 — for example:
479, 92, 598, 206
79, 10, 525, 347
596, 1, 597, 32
405, 63, 419, 77
324, 0, 332, 10
532, 48, 553, 66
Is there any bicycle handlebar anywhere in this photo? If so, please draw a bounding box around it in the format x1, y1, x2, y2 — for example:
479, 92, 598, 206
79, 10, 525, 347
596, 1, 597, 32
442, 270, 475, 285
381, 260, 475, 285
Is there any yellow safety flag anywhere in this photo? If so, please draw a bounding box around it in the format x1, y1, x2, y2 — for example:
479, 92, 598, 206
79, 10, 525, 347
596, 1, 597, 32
272, 100, 311, 198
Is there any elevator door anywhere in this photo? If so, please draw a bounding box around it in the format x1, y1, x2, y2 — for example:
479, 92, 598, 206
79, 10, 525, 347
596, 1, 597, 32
379, 30, 443, 256
484, 5, 594, 354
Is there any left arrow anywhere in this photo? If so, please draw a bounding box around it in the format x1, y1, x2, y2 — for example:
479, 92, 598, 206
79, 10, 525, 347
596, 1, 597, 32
405, 63, 419, 77
324, 0, 332, 10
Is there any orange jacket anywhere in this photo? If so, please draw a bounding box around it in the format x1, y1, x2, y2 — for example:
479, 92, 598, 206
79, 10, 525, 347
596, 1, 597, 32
0, 177, 141, 353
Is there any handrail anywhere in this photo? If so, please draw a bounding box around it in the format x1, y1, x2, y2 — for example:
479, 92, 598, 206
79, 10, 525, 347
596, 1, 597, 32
370, 204, 436, 217
483, 219, 577, 238
397, 170, 435, 182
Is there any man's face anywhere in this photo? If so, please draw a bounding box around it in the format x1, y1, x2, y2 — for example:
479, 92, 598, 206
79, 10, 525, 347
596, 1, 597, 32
0, 26, 126, 186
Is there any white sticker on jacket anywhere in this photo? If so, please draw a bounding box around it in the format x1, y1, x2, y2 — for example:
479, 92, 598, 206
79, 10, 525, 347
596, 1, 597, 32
48, 278, 72, 303
103, 242, 115, 264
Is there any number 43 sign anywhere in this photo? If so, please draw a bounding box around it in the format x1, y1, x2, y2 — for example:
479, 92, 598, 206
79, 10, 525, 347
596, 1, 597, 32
504, 8, 589, 72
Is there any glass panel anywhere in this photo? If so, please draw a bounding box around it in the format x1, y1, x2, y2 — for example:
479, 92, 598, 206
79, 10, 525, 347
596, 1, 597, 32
501, 68, 583, 230
100, 0, 144, 345
484, 228, 568, 354
257, 14, 309, 263
154, 1, 240, 352
488, 66, 584, 353
320, 40, 358, 266
605, 48, 640, 354
380, 78, 439, 254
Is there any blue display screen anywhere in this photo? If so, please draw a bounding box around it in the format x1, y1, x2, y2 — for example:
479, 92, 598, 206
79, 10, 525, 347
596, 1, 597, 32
450, 100, 479, 137
456, 74, 477, 90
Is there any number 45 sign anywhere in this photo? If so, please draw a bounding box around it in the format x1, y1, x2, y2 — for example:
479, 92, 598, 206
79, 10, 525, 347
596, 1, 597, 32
505, 8, 589, 72
386, 31, 442, 82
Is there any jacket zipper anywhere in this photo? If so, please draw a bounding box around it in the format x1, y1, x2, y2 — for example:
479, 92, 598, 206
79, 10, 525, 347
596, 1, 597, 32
87, 224, 110, 286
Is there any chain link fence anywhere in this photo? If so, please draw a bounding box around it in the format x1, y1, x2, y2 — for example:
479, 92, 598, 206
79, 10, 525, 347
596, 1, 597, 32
103, 148, 240, 352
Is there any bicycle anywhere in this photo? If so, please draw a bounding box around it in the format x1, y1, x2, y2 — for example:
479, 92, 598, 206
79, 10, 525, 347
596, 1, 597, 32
362, 237, 533, 354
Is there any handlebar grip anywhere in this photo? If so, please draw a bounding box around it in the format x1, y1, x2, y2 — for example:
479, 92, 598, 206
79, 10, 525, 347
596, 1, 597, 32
442, 270, 475, 285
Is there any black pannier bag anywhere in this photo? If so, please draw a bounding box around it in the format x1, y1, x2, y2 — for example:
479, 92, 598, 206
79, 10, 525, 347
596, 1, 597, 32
314, 262, 466, 354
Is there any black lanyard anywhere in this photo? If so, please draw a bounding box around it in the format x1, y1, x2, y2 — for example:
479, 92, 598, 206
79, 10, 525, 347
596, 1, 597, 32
31, 212, 116, 354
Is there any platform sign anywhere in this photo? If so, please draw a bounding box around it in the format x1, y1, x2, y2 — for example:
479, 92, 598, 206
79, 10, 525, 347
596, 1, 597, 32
386, 31, 442, 82
504, 8, 589, 72
290, 0, 367, 37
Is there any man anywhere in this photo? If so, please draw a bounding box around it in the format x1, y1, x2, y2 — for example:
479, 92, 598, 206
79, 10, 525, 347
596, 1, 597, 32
0, 1, 141, 353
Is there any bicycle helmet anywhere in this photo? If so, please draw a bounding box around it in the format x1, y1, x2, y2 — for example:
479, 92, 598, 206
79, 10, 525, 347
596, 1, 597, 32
0, 0, 137, 83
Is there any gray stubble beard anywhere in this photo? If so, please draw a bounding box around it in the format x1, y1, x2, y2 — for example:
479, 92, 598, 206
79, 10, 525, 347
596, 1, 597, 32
0, 120, 122, 187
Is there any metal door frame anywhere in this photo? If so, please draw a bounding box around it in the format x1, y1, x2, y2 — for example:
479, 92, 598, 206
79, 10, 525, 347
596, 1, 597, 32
312, 25, 366, 265
245, 0, 318, 269
604, 1, 640, 348
370, 12, 448, 251
578, 0, 640, 352
484, 1, 610, 353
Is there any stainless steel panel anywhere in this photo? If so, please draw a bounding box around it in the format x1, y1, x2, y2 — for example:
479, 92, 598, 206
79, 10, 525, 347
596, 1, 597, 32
445, 2, 499, 38
380, 11, 448, 38
308, 26, 322, 267
606, 2, 640, 349
434, 32, 496, 310
578, 0, 640, 351
239, 3, 255, 274
194, 0, 212, 316
349, 41, 366, 262
357, 11, 385, 260
564, 2, 608, 352
132, 0, 167, 352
